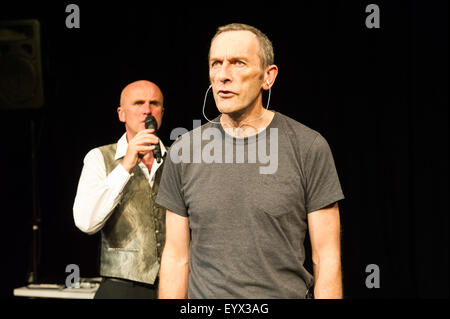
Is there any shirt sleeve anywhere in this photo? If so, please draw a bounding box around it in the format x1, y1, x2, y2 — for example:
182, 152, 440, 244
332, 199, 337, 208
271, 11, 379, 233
73, 148, 132, 234
155, 138, 189, 217
304, 134, 345, 213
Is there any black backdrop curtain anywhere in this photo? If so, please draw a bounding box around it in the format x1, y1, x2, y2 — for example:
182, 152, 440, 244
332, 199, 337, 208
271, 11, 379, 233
0, 1, 447, 299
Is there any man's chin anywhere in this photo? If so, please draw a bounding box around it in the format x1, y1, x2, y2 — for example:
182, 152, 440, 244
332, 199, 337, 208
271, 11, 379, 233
217, 103, 242, 114
219, 106, 252, 119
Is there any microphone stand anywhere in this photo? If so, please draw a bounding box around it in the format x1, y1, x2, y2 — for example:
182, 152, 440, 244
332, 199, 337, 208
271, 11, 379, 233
27, 117, 41, 284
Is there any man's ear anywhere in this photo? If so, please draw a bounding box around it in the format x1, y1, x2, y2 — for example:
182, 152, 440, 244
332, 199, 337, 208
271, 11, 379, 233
262, 65, 279, 90
117, 106, 125, 123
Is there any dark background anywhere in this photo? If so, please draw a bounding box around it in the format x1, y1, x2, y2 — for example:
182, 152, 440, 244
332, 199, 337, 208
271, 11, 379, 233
0, 1, 447, 299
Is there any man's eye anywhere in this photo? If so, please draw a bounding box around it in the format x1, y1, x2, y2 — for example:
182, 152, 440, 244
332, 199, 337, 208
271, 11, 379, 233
236, 61, 244, 65
211, 61, 221, 67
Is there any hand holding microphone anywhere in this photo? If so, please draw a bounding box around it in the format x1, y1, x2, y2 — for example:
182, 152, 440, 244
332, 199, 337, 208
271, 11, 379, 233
121, 114, 161, 173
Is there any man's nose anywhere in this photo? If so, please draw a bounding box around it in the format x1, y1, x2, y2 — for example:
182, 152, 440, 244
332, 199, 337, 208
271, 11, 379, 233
142, 103, 152, 114
218, 63, 232, 83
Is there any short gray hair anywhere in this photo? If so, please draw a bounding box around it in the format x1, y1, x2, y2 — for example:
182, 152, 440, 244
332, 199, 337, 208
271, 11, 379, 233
209, 23, 274, 69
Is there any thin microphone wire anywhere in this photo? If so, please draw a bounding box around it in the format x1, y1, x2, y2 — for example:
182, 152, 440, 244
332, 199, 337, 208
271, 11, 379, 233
202, 85, 220, 124
202, 84, 272, 128
237, 85, 271, 129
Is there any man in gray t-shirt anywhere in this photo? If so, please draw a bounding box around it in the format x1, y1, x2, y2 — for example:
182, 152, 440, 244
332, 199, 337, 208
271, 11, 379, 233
156, 23, 344, 299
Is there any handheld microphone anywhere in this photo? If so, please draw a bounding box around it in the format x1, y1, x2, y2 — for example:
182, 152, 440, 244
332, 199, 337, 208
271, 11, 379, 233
144, 114, 162, 163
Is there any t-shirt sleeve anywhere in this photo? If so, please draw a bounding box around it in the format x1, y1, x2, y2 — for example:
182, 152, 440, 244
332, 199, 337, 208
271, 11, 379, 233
304, 134, 344, 213
155, 140, 188, 217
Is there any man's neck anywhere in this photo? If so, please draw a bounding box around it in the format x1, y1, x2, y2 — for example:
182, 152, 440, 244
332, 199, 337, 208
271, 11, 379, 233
125, 131, 135, 144
141, 153, 154, 171
220, 107, 274, 138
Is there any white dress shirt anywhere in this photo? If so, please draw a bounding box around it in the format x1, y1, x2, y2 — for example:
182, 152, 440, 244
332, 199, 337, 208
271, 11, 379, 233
73, 133, 167, 235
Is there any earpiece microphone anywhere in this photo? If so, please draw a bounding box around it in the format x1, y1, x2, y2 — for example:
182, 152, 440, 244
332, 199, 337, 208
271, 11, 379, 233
266, 80, 270, 87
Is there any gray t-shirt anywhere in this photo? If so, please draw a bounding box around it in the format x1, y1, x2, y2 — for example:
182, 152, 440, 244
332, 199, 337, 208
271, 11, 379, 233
156, 112, 344, 298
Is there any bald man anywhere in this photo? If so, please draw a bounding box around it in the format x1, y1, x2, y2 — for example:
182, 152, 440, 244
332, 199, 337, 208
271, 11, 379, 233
73, 80, 167, 298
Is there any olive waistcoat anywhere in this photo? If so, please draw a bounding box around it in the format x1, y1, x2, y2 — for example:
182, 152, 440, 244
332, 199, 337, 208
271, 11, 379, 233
98, 143, 166, 285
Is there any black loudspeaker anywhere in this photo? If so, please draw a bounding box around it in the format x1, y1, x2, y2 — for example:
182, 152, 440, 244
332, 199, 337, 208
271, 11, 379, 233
0, 19, 44, 110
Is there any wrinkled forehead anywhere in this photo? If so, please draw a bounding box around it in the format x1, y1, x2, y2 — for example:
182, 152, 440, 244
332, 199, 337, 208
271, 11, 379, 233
209, 30, 261, 62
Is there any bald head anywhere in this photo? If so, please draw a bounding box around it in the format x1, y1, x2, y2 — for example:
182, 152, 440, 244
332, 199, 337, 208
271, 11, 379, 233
120, 80, 164, 106
117, 80, 165, 139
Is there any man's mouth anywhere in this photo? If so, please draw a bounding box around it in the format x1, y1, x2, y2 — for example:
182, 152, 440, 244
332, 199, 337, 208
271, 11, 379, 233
217, 90, 235, 98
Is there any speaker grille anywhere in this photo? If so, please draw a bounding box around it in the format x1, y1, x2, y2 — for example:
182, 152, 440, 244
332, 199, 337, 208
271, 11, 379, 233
0, 19, 44, 110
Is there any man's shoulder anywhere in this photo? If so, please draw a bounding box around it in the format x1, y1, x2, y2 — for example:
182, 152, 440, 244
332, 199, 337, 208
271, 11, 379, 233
275, 112, 320, 140
83, 143, 117, 161
97, 143, 118, 152
275, 113, 337, 161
